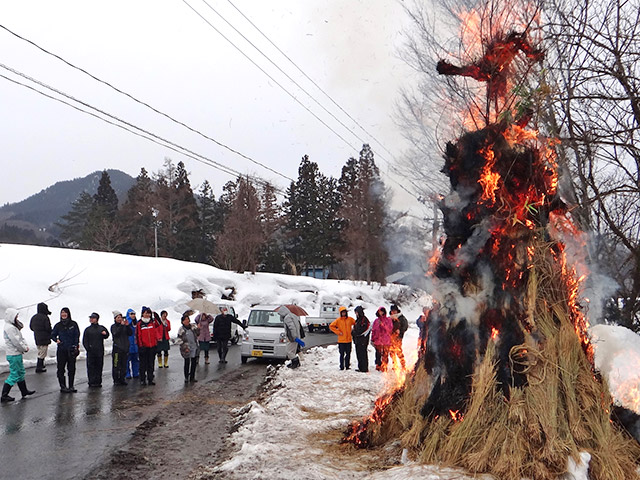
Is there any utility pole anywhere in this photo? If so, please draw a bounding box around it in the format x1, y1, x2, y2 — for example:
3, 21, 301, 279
152, 208, 159, 258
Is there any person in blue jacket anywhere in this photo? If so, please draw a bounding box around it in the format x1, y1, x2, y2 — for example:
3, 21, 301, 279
51, 307, 81, 393
125, 308, 139, 379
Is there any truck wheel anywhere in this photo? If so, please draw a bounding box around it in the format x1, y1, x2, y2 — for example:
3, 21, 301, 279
241, 356, 248, 364
230, 332, 240, 345
308, 325, 314, 333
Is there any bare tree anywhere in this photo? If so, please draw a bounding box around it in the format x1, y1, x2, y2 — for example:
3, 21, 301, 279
395, 0, 544, 247
543, 0, 640, 328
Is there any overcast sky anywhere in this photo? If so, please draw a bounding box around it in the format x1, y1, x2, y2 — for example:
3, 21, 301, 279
0, 0, 423, 211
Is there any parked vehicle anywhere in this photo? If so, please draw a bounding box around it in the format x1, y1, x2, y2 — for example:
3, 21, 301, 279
240, 305, 289, 363
305, 302, 340, 333
208, 305, 242, 346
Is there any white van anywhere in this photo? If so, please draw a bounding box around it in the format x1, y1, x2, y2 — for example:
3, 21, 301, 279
240, 305, 290, 363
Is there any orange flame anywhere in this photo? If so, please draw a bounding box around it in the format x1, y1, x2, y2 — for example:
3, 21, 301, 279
491, 327, 499, 340
449, 409, 464, 422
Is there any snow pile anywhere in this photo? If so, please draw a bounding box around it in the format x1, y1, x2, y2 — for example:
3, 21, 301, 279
590, 324, 640, 414
0, 243, 422, 371
209, 327, 595, 480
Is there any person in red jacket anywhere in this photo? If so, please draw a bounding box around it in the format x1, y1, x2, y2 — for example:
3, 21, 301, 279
136, 306, 159, 386
156, 310, 171, 369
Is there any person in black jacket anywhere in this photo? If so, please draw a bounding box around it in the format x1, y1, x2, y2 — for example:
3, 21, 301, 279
389, 304, 408, 370
29, 302, 52, 373
352, 306, 371, 373
82, 312, 110, 388
111, 310, 133, 386
212, 307, 244, 363
51, 307, 81, 393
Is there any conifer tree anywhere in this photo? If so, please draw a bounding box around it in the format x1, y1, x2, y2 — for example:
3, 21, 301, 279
118, 168, 156, 256
170, 161, 201, 261
87, 170, 122, 251
57, 191, 95, 248
258, 182, 285, 273
285, 155, 342, 274
198, 180, 224, 264
338, 144, 389, 283
93, 170, 119, 218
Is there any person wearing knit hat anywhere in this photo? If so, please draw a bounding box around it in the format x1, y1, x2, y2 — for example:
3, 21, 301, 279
111, 310, 133, 386
136, 306, 159, 386
352, 306, 371, 373
82, 312, 110, 388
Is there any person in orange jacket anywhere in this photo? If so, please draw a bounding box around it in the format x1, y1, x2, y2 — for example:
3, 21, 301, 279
329, 306, 356, 370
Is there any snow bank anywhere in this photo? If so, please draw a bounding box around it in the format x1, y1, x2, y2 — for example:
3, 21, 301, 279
207, 328, 593, 480
0, 244, 421, 371
590, 324, 640, 414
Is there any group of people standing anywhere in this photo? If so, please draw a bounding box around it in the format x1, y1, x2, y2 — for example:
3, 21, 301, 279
1, 302, 245, 402
329, 304, 409, 373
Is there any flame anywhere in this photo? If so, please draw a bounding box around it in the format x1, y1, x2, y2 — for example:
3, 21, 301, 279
449, 409, 464, 422
478, 146, 501, 205
491, 327, 499, 340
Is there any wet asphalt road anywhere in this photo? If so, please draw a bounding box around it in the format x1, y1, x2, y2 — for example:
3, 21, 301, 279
0, 332, 334, 480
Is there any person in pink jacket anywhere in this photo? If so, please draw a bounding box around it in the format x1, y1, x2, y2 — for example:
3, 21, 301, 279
371, 307, 393, 372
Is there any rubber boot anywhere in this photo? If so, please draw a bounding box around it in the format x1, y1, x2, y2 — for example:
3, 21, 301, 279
68, 374, 77, 393
163, 353, 168, 368
17, 381, 35, 398
1, 383, 14, 402
35, 358, 47, 373
287, 356, 300, 369
157, 354, 163, 368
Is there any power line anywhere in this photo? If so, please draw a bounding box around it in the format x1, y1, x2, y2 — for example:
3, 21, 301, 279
200, 0, 373, 150
0, 23, 293, 183
184, 1, 424, 201
223, 0, 398, 161
0, 64, 285, 195
181, 0, 359, 153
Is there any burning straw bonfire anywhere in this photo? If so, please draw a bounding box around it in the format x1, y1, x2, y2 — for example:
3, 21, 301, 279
344, 4, 640, 480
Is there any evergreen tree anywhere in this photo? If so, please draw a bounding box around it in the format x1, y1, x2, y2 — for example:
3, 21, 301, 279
285, 155, 342, 274
87, 170, 122, 251
215, 176, 264, 273
198, 180, 223, 264
258, 182, 285, 273
171, 161, 201, 261
56, 191, 94, 248
338, 144, 389, 283
117, 168, 156, 256
93, 170, 119, 218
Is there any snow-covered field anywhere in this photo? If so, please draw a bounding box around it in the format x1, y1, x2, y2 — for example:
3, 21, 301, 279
0, 243, 424, 371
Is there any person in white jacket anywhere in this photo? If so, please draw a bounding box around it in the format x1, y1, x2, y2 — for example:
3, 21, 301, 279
2, 308, 35, 402
276, 306, 304, 369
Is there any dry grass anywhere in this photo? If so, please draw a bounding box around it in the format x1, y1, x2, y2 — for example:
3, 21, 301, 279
358, 237, 640, 479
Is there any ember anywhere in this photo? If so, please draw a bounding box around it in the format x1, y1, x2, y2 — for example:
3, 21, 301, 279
343, 3, 640, 479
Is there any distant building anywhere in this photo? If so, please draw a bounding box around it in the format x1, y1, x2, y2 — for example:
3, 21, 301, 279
301, 267, 329, 279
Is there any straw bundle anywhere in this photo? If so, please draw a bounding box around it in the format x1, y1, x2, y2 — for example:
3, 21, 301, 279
359, 236, 640, 479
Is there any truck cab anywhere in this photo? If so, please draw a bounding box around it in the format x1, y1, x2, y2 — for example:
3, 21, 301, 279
306, 302, 339, 333
240, 305, 289, 363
